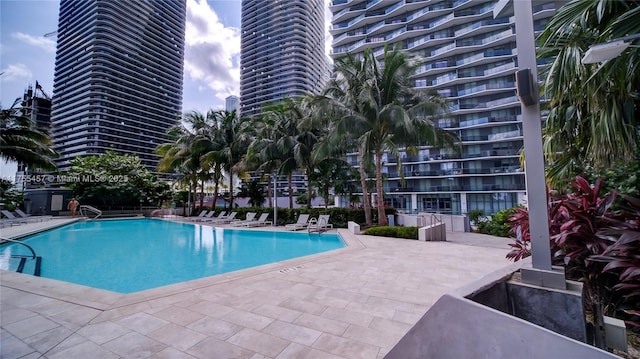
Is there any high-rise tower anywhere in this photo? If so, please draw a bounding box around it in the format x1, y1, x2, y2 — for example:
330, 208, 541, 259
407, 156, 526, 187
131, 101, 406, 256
240, 0, 327, 117
330, 0, 557, 215
51, 0, 186, 171
225, 95, 240, 113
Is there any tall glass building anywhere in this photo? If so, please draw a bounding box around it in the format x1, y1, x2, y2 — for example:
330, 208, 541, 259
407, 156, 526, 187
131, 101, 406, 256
240, 0, 327, 117
50, 0, 186, 171
330, 0, 557, 215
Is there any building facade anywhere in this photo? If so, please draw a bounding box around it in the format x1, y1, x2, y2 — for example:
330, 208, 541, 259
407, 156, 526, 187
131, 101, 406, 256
50, 0, 186, 172
225, 95, 240, 113
240, 0, 327, 117
330, 0, 557, 215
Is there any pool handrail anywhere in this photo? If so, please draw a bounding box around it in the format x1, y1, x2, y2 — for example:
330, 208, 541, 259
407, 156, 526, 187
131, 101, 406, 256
79, 205, 102, 219
0, 237, 37, 259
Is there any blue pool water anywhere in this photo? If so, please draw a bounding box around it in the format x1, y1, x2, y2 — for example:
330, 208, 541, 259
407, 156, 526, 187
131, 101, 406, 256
0, 219, 344, 293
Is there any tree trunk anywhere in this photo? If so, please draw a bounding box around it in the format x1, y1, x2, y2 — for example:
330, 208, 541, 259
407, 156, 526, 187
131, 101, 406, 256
228, 171, 234, 209
199, 179, 205, 210
267, 173, 273, 208
288, 174, 294, 209
306, 169, 313, 209
375, 150, 388, 226
324, 184, 330, 209
191, 177, 197, 215
213, 174, 219, 210
358, 147, 373, 226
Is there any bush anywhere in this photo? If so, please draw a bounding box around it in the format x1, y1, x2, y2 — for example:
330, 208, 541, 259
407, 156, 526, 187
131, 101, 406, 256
364, 226, 419, 239
476, 207, 518, 237
506, 176, 640, 333
468, 209, 484, 225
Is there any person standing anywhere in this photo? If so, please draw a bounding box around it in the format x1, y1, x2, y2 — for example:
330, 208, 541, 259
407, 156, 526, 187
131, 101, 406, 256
68, 197, 80, 217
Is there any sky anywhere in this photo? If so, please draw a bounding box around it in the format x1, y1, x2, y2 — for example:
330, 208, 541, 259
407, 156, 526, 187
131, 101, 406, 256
0, 0, 333, 178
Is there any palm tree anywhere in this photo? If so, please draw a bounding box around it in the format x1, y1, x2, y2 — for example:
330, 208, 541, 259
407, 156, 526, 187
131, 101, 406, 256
319, 46, 457, 225
315, 51, 377, 226
1, 99, 57, 170
156, 118, 201, 214
278, 97, 325, 209
202, 110, 253, 209
538, 0, 640, 187
309, 158, 357, 209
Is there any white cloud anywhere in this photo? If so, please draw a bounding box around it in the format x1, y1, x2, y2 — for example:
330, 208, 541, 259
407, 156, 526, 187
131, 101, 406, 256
0, 63, 32, 81
12, 32, 56, 53
184, 0, 241, 105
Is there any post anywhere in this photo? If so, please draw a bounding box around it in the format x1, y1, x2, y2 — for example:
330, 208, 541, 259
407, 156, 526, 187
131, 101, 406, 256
273, 173, 278, 226
514, 0, 565, 288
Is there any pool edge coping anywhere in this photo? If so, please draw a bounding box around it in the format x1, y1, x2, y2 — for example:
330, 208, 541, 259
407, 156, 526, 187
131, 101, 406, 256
1, 227, 364, 312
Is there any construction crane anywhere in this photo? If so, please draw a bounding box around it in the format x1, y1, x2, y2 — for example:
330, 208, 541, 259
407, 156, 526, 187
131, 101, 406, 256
44, 30, 57, 38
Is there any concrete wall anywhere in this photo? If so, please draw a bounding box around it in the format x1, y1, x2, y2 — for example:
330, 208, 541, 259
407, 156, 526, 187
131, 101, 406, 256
385, 260, 616, 359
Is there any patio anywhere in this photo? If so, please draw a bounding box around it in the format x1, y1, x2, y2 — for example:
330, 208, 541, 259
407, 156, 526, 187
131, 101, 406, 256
1, 219, 511, 359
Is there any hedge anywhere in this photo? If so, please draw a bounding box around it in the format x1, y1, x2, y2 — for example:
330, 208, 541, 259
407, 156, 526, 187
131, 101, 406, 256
363, 226, 419, 240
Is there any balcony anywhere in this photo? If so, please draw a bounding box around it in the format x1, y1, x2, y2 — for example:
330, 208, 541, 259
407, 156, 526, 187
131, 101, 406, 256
456, 82, 515, 97
487, 129, 522, 141
464, 149, 521, 158
456, 49, 516, 67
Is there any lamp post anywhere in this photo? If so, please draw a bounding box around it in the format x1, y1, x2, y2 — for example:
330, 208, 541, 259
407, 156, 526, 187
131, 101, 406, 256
495, 0, 565, 288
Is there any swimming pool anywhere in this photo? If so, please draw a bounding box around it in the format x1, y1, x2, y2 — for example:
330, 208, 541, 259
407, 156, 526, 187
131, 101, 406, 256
0, 219, 345, 293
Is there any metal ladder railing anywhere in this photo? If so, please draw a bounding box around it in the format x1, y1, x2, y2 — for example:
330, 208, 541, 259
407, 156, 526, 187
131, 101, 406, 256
307, 217, 318, 233
79, 205, 102, 219
0, 237, 41, 276
307, 216, 328, 233
0, 237, 36, 259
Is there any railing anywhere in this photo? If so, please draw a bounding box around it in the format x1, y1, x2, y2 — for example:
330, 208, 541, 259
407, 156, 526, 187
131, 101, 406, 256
79, 205, 102, 219
0, 237, 37, 259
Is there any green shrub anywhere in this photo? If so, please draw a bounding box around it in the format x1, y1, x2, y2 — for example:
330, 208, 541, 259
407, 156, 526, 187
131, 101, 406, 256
364, 226, 419, 239
476, 207, 518, 237
468, 209, 484, 225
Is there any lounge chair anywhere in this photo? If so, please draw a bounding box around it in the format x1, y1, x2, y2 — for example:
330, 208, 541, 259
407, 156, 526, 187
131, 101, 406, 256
231, 212, 257, 227
190, 210, 215, 222
1, 210, 31, 225
285, 214, 310, 231
208, 211, 238, 224
15, 209, 51, 222
237, 213, 272, 227
198, 211, 227, 222
189, 210, 208, 220
307, 214, 334, 232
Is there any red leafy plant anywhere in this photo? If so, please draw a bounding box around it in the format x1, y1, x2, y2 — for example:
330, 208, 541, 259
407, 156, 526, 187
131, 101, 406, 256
589, 194, 640, 329
506, 176, 640, 331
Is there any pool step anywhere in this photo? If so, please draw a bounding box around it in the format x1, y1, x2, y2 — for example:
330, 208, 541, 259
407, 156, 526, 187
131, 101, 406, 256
34, 256, 42, 276
16, 257, 27, 273
12, 256, 42, 276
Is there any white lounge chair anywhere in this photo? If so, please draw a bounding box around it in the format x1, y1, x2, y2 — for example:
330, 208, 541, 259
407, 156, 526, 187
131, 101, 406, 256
238, 213, 272, 227
285, 214, 310, 231
208, 211, 238, 224
188, 210, 209, 220
190, 210, 215, 222
199, 211, 227, 222
231, 212, 257, 226
1, 210, 31, 225
15, 209, 51, 222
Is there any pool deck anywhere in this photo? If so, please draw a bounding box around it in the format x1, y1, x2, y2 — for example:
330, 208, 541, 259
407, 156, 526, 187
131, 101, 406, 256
1, 217, 512, 359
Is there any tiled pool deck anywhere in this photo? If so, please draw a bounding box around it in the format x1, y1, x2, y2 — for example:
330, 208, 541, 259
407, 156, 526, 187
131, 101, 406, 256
1, 217, 511, 359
